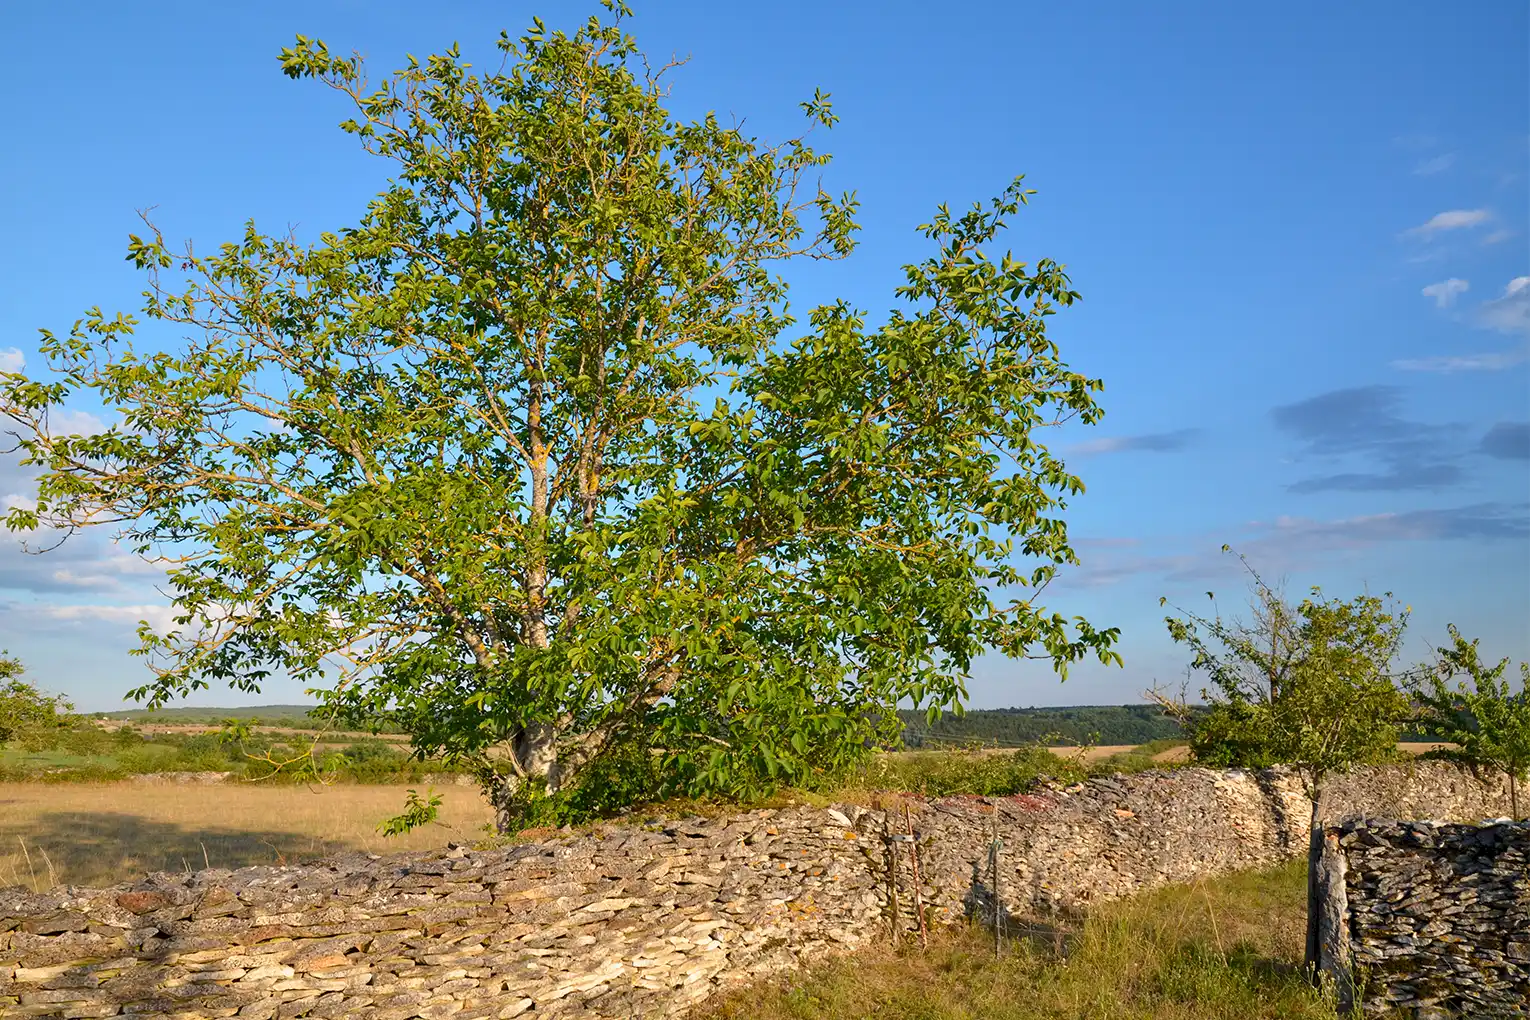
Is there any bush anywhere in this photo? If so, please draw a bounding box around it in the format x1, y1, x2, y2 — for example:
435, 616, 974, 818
848, 746, 1089, 797
341, 738, 406, 765
1187, 702, 1282, 770
0, 655, 76, 743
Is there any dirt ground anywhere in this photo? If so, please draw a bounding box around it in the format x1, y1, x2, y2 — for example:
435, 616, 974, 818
0, 781, 494, 890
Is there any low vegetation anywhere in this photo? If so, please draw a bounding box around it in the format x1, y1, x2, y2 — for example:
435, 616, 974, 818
701, 858, 1341, 1020
0, 723, 460, 785
899, 704, 1195, 749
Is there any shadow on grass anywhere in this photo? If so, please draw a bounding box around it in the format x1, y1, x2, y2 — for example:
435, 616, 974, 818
0, 809, 351, 889
1153, 937, 1314, 1004
964, 866, 1085, 959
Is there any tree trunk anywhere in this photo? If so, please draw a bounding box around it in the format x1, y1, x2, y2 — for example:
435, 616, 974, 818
514, 721, 561, 792
1303, 781, 1328, 978
480, 724, 564, 835
485, 773, 522, 836
1511, 771, 1520, 822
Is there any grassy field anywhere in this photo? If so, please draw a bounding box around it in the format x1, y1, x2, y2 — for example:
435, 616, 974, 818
0, 781, 495, 890
700, 858, 1341, 1020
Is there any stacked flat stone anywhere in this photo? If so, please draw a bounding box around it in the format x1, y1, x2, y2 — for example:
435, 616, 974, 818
1338, 818, 1528, 1019
0, 762, 1513, 1019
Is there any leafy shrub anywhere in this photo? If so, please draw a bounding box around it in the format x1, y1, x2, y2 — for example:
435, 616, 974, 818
1187, 702, 1282, 769
0, 656, 76, 743
849, 746, 1089, 797
341, 738, 406, 764
555, 736, 675, 822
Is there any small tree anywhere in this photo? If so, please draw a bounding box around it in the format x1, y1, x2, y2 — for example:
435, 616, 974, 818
1161, 548, 1411, 976
1412, 625, 1530, 820
1, 7, 1119, 830
0, 654, 75, 743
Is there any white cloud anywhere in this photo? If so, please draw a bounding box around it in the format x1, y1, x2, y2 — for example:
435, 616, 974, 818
1391, 349, 1530, 373
46, 409, 110, 437
0, 348, 22, 373
1404, 209, 1491, 237
1478, 276, 1530, 335
1393, 276, 1530, 372
1412, 153, 1456, 176
1069, 429, 1200, 457
41, 603, 182, 636
47, 549, 167, 592
1421, 278, 1469, 308
1071, 436, 1132, 455
1483, 228, 1515, 246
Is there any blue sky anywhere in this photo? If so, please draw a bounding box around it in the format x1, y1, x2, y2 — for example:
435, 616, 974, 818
1, 1, 1526, 711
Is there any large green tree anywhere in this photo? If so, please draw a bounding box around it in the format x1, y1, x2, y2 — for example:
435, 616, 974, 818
1, 7, 1118, 830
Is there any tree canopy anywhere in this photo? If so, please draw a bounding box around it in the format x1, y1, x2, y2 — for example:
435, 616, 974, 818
1159, 548, 1413, 977
0, 654, 75, 744
1, 6, 1118, 828
1413, 624, 1530, 820
1161, 550, 1411, 790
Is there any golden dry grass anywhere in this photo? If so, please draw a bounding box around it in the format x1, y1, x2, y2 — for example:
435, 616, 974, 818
0, 781, 495, 891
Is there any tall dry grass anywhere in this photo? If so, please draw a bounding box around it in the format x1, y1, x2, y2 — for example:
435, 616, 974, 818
0, 781, 494, 890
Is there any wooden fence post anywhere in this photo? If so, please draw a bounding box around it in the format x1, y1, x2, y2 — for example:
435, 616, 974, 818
1315, 827, 1355, 1014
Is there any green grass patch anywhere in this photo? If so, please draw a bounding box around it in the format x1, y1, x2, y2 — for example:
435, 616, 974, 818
841, 747, 1091, 798
700, 858, 1342, 1020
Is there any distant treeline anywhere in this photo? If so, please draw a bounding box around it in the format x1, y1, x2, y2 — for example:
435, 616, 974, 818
898, 704, 1204, 748
92, 703, 1201, 748
90, 704, 407, 734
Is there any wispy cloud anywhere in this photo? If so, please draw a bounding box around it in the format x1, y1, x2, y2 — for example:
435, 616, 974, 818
1392, 349, 1530, 373
1421, 278, 1469, 308
1393, 277, 1530, 373
1412, 153, 1456, 176
1483, 228, 1515, 246
1286, 464, 1462, 494
1480, 422, 1530, 461
1248, 504, 1530, 549
1058, 502, 1530, 589
1478, 276, 1530, 335
1070, 428, 1201, 457
27, 603, 183, 637
1271, 386, 1464, 493
1403, 209, 1492, 238
0, 348, 22, 374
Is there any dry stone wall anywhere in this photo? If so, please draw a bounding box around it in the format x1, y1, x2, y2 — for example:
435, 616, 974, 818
0, 762, 1512, 1020
1318, 818, 1529, 1018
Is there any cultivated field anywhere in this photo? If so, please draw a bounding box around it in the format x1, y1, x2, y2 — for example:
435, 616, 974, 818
0, 781, 495, 890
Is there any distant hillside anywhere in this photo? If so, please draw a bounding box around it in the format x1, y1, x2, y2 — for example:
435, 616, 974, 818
89, 702, 1196, 747
91, 704, 323, 727
899, 704, 1200, 748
